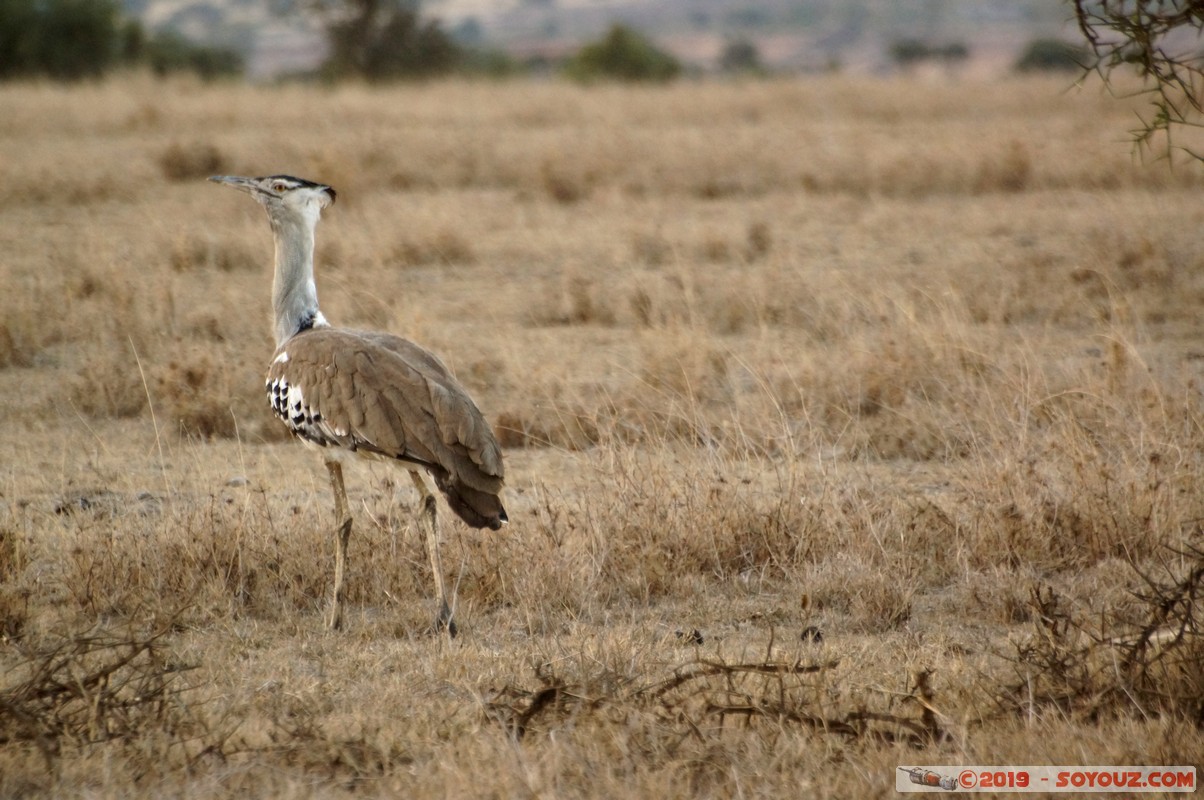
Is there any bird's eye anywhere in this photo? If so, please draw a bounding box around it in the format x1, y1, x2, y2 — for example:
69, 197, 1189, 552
272, 182, 287, 193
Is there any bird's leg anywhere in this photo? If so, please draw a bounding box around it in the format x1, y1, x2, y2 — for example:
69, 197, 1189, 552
409, 471, 455, 637
326, 460, 353, 631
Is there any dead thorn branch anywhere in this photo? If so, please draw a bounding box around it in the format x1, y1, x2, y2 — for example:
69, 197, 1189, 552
0, 624, 200, 775
487, 653, 950, 747
998, 547, 1204, 723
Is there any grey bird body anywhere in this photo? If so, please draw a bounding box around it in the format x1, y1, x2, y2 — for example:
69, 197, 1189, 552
210, 174, 506, 632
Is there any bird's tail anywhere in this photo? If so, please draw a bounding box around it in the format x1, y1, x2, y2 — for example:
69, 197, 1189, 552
435, 476, 507, 531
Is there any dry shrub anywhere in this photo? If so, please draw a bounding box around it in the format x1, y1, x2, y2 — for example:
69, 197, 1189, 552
847, 409, 965, 461
1112, 235, 1172, 291
788, 330, 986, 458
697, 235, 731, 263
1072, 231, 1199, 329
869, 152, 958, 197
391, 229, 476, 267
530, 282, 995, 455
0, 323, 34, 369
305, 143, 423, 200
960, 381, 1204, 571
159, 141, 227, 182
581, 381, 731, 453
494, 406, 600, 450
59, 273, 265, 429
745, 221, 772, 261
233, 685, 405, 783
959, 248, 1084, 326
152, 344, 269, 440
70, 354, 149, 419
812, 327, 968, 458
528, 272, 618, 327
156, 357, 237, 439
630, 230, 673, 266
527, 254, 1192, 469
973, 140, 1032, 193
51, 491, 314, 622
531, 249, 816, 338
184, 312, 230, 343
448, 486, 595, 630
626, 272, 692, 329
0, 623, 201, 790
639, 337, 731, 402
0, 619, 410, 793
540, 156, 593, 204
147, 498, 333, 621
25, 247, 178, 372
4, 279, 81, 366
49, 476, 485, 628
0, 528, 30, 641
952, 568, 1039, 626
170, 234, 258, 273
0, 527, 25, 584
628, 263, 788, 334
8, 169, 137, 207
997, 554, 1204, 723
803, 555, 916, 633
569, 451, 812, 601
693, 175, 747, 200
0, 586, 29, 643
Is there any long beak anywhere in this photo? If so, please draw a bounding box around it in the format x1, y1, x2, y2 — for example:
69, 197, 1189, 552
208, 175, 265, 197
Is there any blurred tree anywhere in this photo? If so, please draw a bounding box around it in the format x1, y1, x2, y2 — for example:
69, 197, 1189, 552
1014, 39, 1088, 72
119, 17, 148, 64
564, 24, 681, 82
0, 0, 40, 76
939, 42, 969, 64
139, 29, 245, 80
0, 0, 120, 80
889, 38, 970, 70
315, 0, 463, 80
460, 47, 520, 78
0, 0, 242, 81
37, 0, 120, 79
889, 38, 931, 67
1073, 0, 1204, 159
719, 38, 764, 75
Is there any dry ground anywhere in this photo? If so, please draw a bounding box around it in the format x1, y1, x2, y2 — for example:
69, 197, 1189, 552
1, 74, 1203, 797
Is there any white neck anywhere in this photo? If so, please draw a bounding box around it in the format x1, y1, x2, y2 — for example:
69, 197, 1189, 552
270, 211, 328, 347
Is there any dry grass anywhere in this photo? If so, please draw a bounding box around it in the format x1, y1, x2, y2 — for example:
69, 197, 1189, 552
1, 73, 1203, 797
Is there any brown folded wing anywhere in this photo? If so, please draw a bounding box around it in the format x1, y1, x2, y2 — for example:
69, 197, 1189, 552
266, 327, 505, 528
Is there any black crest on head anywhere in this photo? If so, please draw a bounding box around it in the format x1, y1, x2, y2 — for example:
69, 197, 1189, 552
262, 174, 337, 203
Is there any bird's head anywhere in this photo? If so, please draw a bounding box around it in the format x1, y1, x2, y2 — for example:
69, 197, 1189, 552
209, 175, 336, 227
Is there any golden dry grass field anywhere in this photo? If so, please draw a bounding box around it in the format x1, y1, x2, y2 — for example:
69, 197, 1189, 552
2, 73, 1204, 797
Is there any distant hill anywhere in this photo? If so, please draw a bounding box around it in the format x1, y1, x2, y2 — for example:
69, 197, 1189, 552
122, 0, 1081, 78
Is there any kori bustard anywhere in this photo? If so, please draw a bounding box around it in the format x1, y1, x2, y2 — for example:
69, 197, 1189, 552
210, 174, 507, 635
